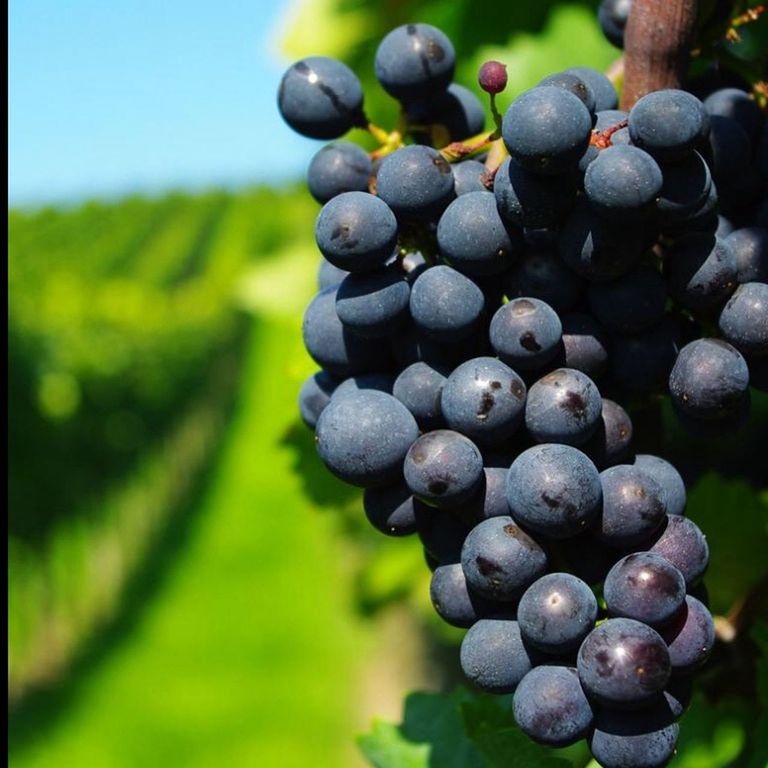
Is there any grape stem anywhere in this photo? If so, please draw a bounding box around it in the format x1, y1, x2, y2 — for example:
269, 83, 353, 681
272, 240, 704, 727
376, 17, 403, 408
590, 118, 629, 149
439, 129, 500, 162
621, 0, 699, 109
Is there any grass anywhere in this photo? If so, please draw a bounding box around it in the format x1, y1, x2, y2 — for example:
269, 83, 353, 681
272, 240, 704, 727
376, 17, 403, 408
9, 308, 373, 768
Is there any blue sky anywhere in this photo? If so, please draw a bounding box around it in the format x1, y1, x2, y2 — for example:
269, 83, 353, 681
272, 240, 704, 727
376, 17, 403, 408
9, 0, 315, 204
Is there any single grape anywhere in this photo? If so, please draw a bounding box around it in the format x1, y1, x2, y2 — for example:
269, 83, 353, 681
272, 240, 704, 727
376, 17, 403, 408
506, 444, 602, 539
725, 226, 768, 283
460, 619, 537, 693
409, 265, 485, 341
502, 86, 593, 176
604, 552, 686, 627
669, 338, 750, 420
633, 455, 686, 517
404, 429, 484, 508
376, 145, 455, 220
374, 23, 455, 101
489, 297, 562, 371
598, 0, 633, 48
583, 398, 633, 469
430, 562, 505, 628
578, 618, 671, 707
525, 368, 603, 446
584, 145, 663, 220
518, 573, 598, 653
665, 233, 738, 311
461, 516, 548, 601
336, 267, 410, 338
441, 357, 527, 445
597, 465, 666, 548
718, 282, 768, 356
307, 142, 372, 204
589, 694, 679, 768
703, 87, 764, 143
567, 67, 619, 111
473, 466, 512, 521
315, 191, 398, 272
393, 361, 449, 431
513, 666, 594, 746
363, 480, 421, 536
278, 56, 365, 139
315, 390, 418, 487
452, 159, 489, 196
628, 89, 707, 161
437, 190, 523, 276
588, 265, 667, 334
298, 371, 339, 429
478, 60, 507, 94
661, 594, 715, 673
504, 248, 584, 314
494, 156, 577, 229
302, 286, 388, 376
647, 515, 709, 586
332, 373, 395, 400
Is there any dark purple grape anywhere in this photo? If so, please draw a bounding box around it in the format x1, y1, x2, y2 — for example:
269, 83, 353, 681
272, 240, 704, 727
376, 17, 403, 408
374, 23, 455, 101
567, 67, 618, 111
718, 282, 768, 356
578, 618, 671, 707
460, 619, 537, 692
393, 361, 449, 431
315, 390, 418, 487
725, 226, 768, 283
633, 455, 686, 517
589, 694, 679, 768
646, 515, 709, 587
604, 552, 686, 627
502, 86, 593, 176
363, 481, 420, 536
513, 666, 594, 746
405, 83, 485, 145
518, 573, 598, 653
429, 562, 505, 627
404, 430, 484, 508
504, 249, 584, 314
665, 233, 738, 311
298, 371, 339, 429
703, 87, 764, 143
315, 191, 398, 272
556, 313, 611, 380
506, 444, 602, 539
669, 338, 750, 420
452, 159, 489, 196
597, 465, 666, 548
525, 368, 603, 447
662, 595, 715, 674
441, 357, 527, 445
598, 0, 632, 48
307, 142, 372, 204
318, 258, 350, 290
461, 516, 548, 601
583, 399, 633, 469
489, 297, 562, 371
437, 191, 523, 276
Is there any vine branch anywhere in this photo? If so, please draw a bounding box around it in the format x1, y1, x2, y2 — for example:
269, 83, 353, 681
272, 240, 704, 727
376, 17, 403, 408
621, 0, 699, 109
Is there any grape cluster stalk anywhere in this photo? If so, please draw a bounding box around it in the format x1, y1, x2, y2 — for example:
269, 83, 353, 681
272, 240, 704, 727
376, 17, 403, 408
277, 9, 766, 768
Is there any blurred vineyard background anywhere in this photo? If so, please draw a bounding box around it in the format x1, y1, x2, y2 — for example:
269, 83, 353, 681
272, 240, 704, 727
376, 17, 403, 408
8, 0, 768, 767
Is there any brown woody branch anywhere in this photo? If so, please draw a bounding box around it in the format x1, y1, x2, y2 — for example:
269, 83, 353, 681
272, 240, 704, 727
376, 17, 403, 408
621, 0, 699, 110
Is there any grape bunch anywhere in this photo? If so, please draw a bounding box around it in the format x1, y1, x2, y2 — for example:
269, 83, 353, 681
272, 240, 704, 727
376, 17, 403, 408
276, 18, 761, 768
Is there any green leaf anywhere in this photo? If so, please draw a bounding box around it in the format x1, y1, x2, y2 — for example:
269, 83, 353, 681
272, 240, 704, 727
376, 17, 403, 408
358, 720, 431, 768
359, 688, 578, 768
